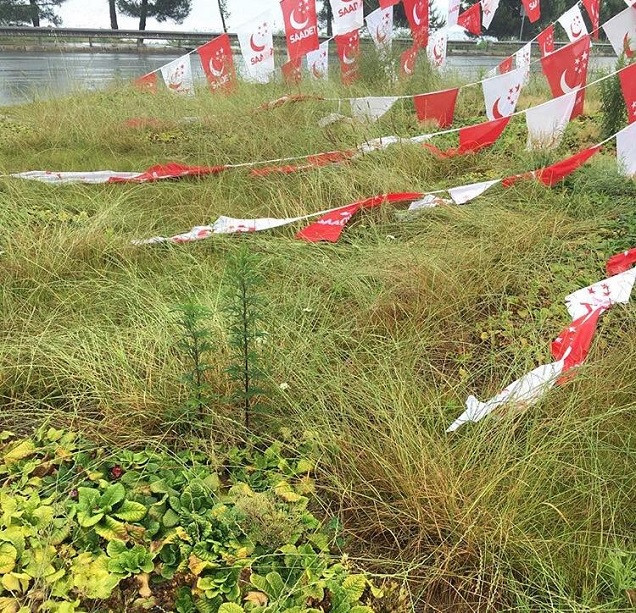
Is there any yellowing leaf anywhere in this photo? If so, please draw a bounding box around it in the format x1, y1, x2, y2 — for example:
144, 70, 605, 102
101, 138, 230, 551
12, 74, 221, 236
244, 591, 268, 607
3, 441, 35, 466
0, 542, 18, 574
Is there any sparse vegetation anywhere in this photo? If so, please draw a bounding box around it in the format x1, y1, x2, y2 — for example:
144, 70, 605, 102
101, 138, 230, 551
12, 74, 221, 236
0, 54, 634, 611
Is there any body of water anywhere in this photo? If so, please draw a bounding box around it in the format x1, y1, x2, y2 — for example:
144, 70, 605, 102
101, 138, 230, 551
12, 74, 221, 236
0, 48, 619, 107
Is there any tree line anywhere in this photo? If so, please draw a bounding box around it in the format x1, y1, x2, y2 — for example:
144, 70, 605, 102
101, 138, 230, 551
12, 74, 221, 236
0, 0, 627, 38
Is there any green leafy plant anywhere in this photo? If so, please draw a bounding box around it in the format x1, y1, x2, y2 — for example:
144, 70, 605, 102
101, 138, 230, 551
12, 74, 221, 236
600, 56, 629, 140
106, 541, 154, 576
224, 245, 269, 434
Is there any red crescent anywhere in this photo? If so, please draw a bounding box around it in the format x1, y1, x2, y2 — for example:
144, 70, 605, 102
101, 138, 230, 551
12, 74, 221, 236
623, 33, 635, 58
250, 34, 266, 53
492, 97, 503, 120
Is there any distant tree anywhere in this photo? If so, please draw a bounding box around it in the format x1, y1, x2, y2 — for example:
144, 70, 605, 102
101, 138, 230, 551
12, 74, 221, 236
108, 0, 118, 29
216, 0, 228, 32
116, 0, 192, 31
0, 0, 68, 26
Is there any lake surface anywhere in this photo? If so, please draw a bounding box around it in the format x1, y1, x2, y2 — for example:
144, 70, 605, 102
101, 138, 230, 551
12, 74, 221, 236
0, 48, 618, 107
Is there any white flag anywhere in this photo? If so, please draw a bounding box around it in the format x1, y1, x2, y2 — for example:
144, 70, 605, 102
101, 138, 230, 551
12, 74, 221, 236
515, 42, 532, 83
602, 6, 636, 58
448, 179, 500, 204
481, 0, 500, 29
365, 6, 393, 54
617, 122, 636, 177
482, 67, 525, 120
236, 11, 275, 83
427, 29, 448, 69
351, 96, 399, 122
10, 170, 143, 184
307, 40, 329, 80
447, 360, 565, 432
329, 0, 363, 35
558, 5, 589, 42
160, 55, 194, 96
565, 268, 636, 320
447, 0, 461, 26
525, 90, 577, 150
408, 195, 452, 210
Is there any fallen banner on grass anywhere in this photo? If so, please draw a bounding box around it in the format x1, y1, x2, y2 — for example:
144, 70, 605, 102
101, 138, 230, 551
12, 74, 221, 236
446, 257, 636, 432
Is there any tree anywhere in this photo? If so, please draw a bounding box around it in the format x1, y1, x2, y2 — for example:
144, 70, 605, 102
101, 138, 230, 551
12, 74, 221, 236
216, 0, 228, 33
108, 0, 118, 29
116, 0, 192, 31
0, 0, 67, 26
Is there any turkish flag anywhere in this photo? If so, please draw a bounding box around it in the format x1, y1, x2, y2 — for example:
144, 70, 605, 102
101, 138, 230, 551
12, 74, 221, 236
551, 308, 603, 378
403, 0, 429, 48
541, 35, 591, 119
400, 45, 419, 79
498, 56, 513, 74
582, 0, 600, 39
297, 193, 423, 242
414, 87, 459, 127
197, 34, 237, 93
521, 0, 540, 23
457, 3, 481, 35
335, 29, 360, 85
281, 0, 319, 60
281, 56, 302, 85
619, 63, 636, 123
607, 248, 636, 276
134, 72, 157, 93
537, 24, 555, 56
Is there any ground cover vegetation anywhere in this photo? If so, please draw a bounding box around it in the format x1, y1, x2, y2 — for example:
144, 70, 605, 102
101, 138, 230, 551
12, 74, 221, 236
0, 50, 635, 611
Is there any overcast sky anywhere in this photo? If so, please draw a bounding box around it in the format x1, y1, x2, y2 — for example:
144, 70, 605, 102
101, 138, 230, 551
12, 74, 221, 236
57, 0, 448, 32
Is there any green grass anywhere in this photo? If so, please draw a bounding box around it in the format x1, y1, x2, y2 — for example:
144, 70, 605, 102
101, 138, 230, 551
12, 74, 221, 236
0, 55, 635, 611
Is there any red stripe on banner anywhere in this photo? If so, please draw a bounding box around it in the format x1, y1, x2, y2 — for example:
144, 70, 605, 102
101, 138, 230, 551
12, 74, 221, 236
296, 192, 424, 243
107, 163, 227, 183
606, 248, 636, 276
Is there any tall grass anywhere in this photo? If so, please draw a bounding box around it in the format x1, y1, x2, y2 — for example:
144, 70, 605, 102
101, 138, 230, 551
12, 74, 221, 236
0, 59, 635, 610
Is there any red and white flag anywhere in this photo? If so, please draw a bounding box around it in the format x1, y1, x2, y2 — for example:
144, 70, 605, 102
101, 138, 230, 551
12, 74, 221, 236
448, 178, 500, 204
617, 122, 636, 176
281, 0, 319, 60
447, 0, 461, 26
351, 96, 399, 122
537, 24, 555, 56
551, 308, 603, 375
602, 6, 636, 58
521, 0, 540, 23
607, 247, 636, 276
427, 29, 448, 69
403, 0, 429, 47
458, 3, 481, 35
400, 45, 419, 78
281, 56, 302, 85
365, 6, 394, 54
619, 63, 636, 122
306, 40, 329, 80
541, 36, 590, 119
447, 360, 564, 432
237, 11, 275, 83
160, 55, 194, 96
134, 72, 158, 93
335, 29, 360, 85
582, 0, 601, 40
413, 87, 459, 127
525, 90, 577, 150
498, 56, 513, 74
565, 268, 636, 320
558, 5, 589, 42
329, 0, 364, 36
482, 66, 525, 120
198, 34, 237, 93
481, 0, 500, 30
515, 42, 531, 83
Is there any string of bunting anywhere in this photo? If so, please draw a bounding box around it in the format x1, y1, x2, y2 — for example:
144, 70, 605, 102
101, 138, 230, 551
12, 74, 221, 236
10, 60, 636, 185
